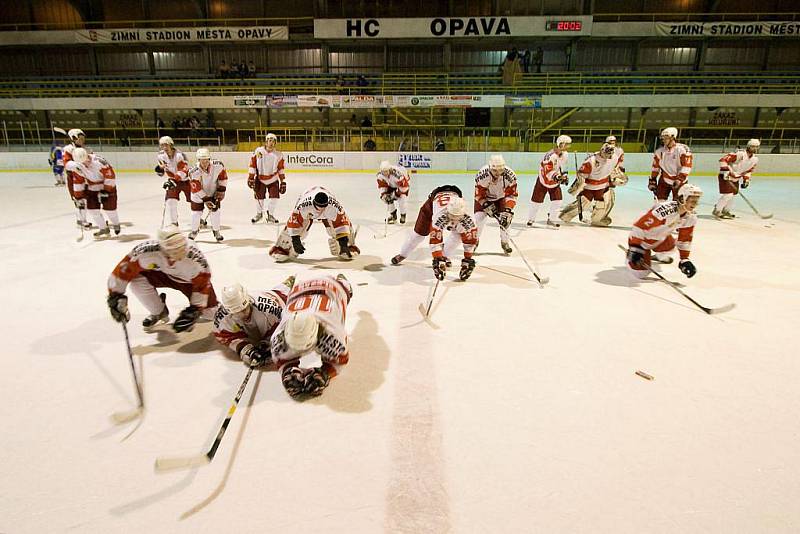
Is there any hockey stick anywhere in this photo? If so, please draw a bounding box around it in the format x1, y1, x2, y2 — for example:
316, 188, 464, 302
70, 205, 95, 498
53, 126, 67, 136
493, 215, 549, 287
110, 321, 145, 424
155, 367, 255, 472
738, 191, 773, 219
574, 151, 583, 222
617, 245, 734, 315
76, 208, 86, 242
419, 277, 441, 318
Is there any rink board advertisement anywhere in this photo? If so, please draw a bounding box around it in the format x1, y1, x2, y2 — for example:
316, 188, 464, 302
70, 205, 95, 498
0, 26, 289, 46
232, 95, 505, 109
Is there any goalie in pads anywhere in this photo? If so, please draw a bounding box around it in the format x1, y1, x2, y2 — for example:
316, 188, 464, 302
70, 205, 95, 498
269, 186, 360, 262
270, 274, 353, 400
560, 143, 627, 226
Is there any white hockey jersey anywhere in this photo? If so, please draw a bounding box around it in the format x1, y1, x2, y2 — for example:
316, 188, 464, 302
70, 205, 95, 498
651, 143, 693, 185
270, 275, 353, 368
65, 154, 116, 194
629, 201, 697, 260
719, 150, 758, 182
287, 186, 351, 239
577, 151, 623, 191
248, 146, 285, 185
157, 149, 189, 182
108, 240, 214, 309
213, 279, 293, 354
474, 165, 519, 207
538, 149, 569, 188
376, 165, 410, 195
188, 159, 228, 203
430, 212, 478, 259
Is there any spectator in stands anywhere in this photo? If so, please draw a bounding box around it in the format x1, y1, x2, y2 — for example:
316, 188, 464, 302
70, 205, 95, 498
520, 49, 531, 73
533, 47, 544, 73
363, 138, 377, 151
171, 117, 180, 135
434, 138, 445, 152
349, 113, 358, 126
502, 48, 522, 86
356, 75, 369, 95
248, 60, 256, 78
156, 117, 165, 130
361, 115, 373, 128
230, 61, 239, 78
336, 75, 346, 95
398, 138, 409, 151
218, 60, 230, 79
239, 60, 247, 80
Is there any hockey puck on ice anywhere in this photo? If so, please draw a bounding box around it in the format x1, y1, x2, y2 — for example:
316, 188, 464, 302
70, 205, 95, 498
635, 370, 654, 381
357, 282, 368, 286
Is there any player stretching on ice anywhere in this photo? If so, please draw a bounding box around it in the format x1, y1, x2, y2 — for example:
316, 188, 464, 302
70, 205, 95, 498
213, 277, 295, 367
187, 148, 227, 242
429, 197, 478, 281
473, 154, 518, 254
713, 139, 760, 219
626, 183, 702, 279
107, 227, 218, 332
270, 274, 353, 400
155, 136, 190, 227
248, 132, 286, 224
377, 160, 411, 224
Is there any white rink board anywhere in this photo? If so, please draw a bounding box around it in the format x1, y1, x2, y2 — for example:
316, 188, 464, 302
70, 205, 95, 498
3, 150, 800, 176
1, 169, 800, 533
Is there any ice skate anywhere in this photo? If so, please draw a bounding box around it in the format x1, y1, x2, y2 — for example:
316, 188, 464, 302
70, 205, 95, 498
113, 224, 121, 235
387, 211, 397, 224
188, 230, 198, 240
93, 227, 110, 238
399, 213, 406, 224
265, 212, 279, 224
391, 254, 405, 265
213, 230, 224, 242
251, 212, 263, 224
501, 241, 512, 254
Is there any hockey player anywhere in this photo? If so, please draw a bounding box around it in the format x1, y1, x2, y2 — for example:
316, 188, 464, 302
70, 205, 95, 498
391, 184, 464, 265
527, 135, 571, 228
155, 136, 190, 227
714, 139, 760, 219
604, 135, 626, 166
377, 160, 411, 224
213, 276, 295, 367
65, 148, 121, 237
248, 132, 286, 224
559, 143, 627, 226
62, 129, 91, 228
270, 274, 353, 400
49, 141, 65, 186
187, 148, 227, 242
107, 227, 218, 331
650, 127, 693, 201
430, 196, 478, 281
625, 183, 703, 279
473, 154, 518, 254
269, 186, 360, 262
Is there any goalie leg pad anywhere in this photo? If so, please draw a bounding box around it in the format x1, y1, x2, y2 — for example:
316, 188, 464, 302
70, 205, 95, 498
591, 188, 614, 226
559, 199, 580, 222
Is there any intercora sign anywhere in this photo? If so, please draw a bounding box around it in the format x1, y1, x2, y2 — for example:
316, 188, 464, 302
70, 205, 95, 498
0, 26, 288, 46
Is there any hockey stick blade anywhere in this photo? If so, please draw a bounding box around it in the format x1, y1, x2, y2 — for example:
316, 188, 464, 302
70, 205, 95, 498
155, 454, 211, 472
706, 302, 736, 315
110, 407, 143, 424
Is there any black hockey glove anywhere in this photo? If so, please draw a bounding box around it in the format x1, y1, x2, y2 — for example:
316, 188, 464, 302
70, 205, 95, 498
337, 236, 352, 259
98, 191, 110, 202
558, 173, 569, 185
162, 178, 177, 190
107, 292, 130, 323
291, 235, 305, 254
240, 343, 271, 367
432, 257, 448, 280
380, 192, 394, 204
173, 305, 200, 333
154, 165, 165, 177
741, 180, 749, 189
679, 259, 697, 278
73, 198, 87, 209
459, 257, 476, 281
626, 246, 646, 268
481, 202, 497, 217
497, 209, 513, 229
648, 176, 658, 192
279, 181, 287, 194
303, 366, 331, 397
282, 365, 310, 400
204, 200, 217, 211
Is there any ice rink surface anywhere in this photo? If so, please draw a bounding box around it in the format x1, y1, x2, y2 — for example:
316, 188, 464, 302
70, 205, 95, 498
2, 168, 800, 533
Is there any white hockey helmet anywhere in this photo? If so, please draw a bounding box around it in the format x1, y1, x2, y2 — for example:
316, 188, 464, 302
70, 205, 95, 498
284, 312, 319, 353
489, 154, 506, 172
379, 160, 392, 173
599, 143, 615, 159
746, 138, 761, 153
446, 196, 466, 219
159, 136, 174, 146
221, 283, 251, 314
68, 128, 85, 142
605, 135, 617, 145
660, 127, 679, 140
556, 135, 572, 149
265, 132, 278, 143
158, 227, 189, 260
196, 147, 211, 160
677, 182, 703, 204
72, 147, 90, 164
